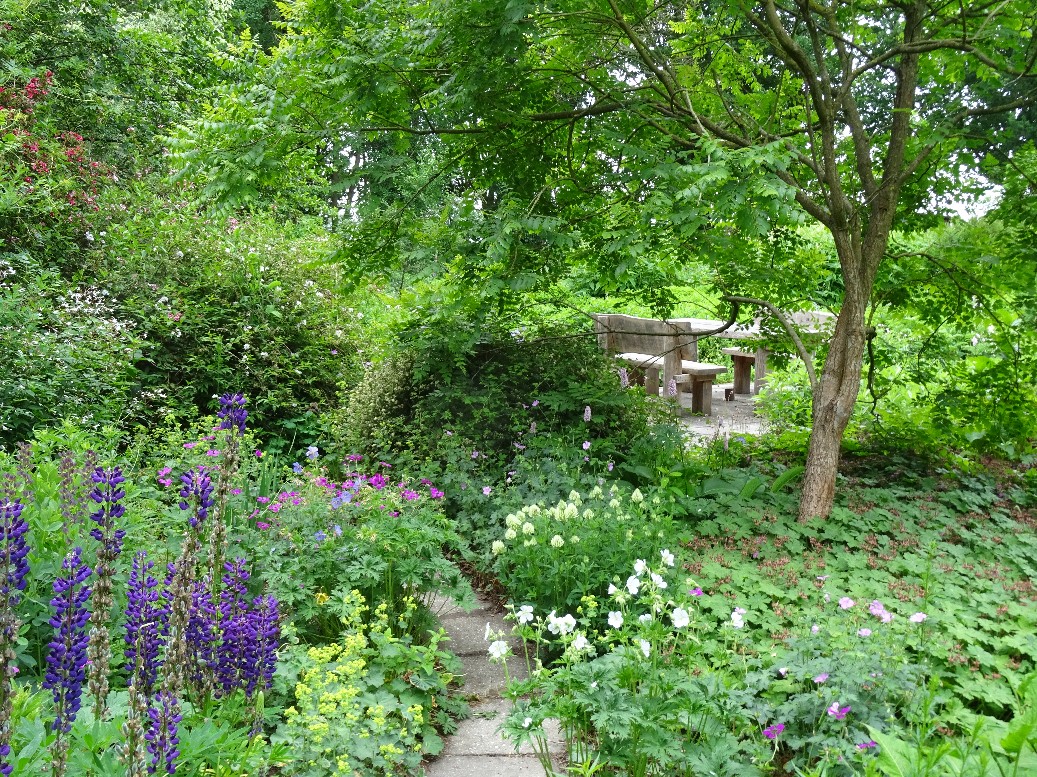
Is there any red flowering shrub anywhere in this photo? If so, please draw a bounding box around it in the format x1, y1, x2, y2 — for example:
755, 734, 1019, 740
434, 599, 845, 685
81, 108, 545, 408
0, 71, 112, 266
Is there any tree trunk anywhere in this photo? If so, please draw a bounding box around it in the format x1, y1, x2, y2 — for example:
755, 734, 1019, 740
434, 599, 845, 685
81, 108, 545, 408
798, 243, 876, 521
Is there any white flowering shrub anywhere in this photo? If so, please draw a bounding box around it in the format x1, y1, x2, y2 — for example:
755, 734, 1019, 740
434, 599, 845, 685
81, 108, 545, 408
492, 485, 674, 616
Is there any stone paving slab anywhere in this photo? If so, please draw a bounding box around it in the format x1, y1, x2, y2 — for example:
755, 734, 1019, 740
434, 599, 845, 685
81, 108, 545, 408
428, 592, 492, 620
440, 699, 564, 757
438, 611, 522, 657
424, 755, 555, 777
455, 651, 527, 697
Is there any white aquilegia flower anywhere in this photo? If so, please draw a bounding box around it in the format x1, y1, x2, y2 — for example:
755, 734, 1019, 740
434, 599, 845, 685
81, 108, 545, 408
626, 575, 641, 596
650, 573, 667, 589
550, 534, 565, 548
630, 488, 644, 504
671, 607, 690, 629
488, 640, 510, 661
517, 605, 534, 625
607, 611, 623, 629
660, 549, 675, 567
491, 540, 505, 556
639, 639, 651, 658
633, 559, 648, 576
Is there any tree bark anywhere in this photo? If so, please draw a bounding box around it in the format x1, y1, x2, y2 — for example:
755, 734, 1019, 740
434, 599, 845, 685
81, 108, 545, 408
798, 273, 871, 520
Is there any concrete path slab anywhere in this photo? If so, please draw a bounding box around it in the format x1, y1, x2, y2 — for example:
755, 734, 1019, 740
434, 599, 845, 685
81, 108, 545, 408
424, 593, 565, 777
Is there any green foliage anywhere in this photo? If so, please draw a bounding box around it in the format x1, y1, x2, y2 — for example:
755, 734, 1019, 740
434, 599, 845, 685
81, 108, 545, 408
241, 460, 473, 644
0, 275, 144, 444
273, 593, 465, 777
93, 188, 360, 444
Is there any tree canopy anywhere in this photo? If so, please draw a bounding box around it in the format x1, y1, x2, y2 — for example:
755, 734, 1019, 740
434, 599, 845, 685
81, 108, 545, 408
169, 0, 1037, 517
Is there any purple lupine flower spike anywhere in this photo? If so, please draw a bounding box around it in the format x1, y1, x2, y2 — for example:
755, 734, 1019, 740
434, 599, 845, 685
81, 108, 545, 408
178, 467, 214, 529
215, 559, 250, 694
145, 691, 182, 775
125, 553, 167, 694
89, 467, 127, 551
0, 500, 29, 604
185, 579, 218, 695
245, 595, 280, 696
217, 393, 247, 435
1, 499, 30, 777
44, 548, 93, 734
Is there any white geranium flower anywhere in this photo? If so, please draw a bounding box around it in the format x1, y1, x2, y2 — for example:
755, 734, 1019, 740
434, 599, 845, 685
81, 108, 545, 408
650, 573, 668, 589
660, 549, 675, 567
517, 605, 534, 624
626, 575, 641, 596
522, 717, 533, 728
634, 559, 647, 576
607, 583, 618, 596
639, 639, 651, 657
638, 613, 653, 624
488, 640, 510, 661
671, 608, 690, 628
608, 611, 623, 628
571, 633, 590, 652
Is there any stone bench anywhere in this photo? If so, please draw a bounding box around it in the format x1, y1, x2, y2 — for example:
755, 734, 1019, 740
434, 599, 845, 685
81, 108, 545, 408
616, 352, 727, 415
722, 347, 764, 395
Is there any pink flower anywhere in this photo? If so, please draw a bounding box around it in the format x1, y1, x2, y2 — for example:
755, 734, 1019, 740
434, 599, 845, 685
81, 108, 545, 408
910, 612, 928, 623
858, 628, 872, 637
582, 440, 591, 450
254, 450, 263, 458
429, 487, 444, 499
827, 703, 851, 720
482, 486, 492, 496
811, 623, 820, 634
257, 497, 270, 504
183, 442, 197, 449
813, 673, 829, 684
231, 488, 242, 495
689, 587, 703, 597
838, 597, 855, 610
206, 449, 220, 456
583, 405, 591, 422
268, 503, 281, 513
256, 522, 270, 530
763, 723, 784, 740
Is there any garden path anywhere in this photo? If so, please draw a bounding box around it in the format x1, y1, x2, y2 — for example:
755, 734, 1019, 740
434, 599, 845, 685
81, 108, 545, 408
424, 594, 565, 777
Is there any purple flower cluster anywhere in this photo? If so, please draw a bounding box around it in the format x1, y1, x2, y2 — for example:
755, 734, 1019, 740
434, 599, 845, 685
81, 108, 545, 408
178, 467, 214, 529
217, 393, 247, 435
89, 467, 127, 554
44, 548, 92, 733
205, 560, 281, 697
0, 499, 29, 604
145, 691, 182, 775
125, 553, 167, 693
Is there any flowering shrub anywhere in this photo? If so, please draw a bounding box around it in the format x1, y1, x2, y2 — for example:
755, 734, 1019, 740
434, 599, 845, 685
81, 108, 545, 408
493, 484, 674, 616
